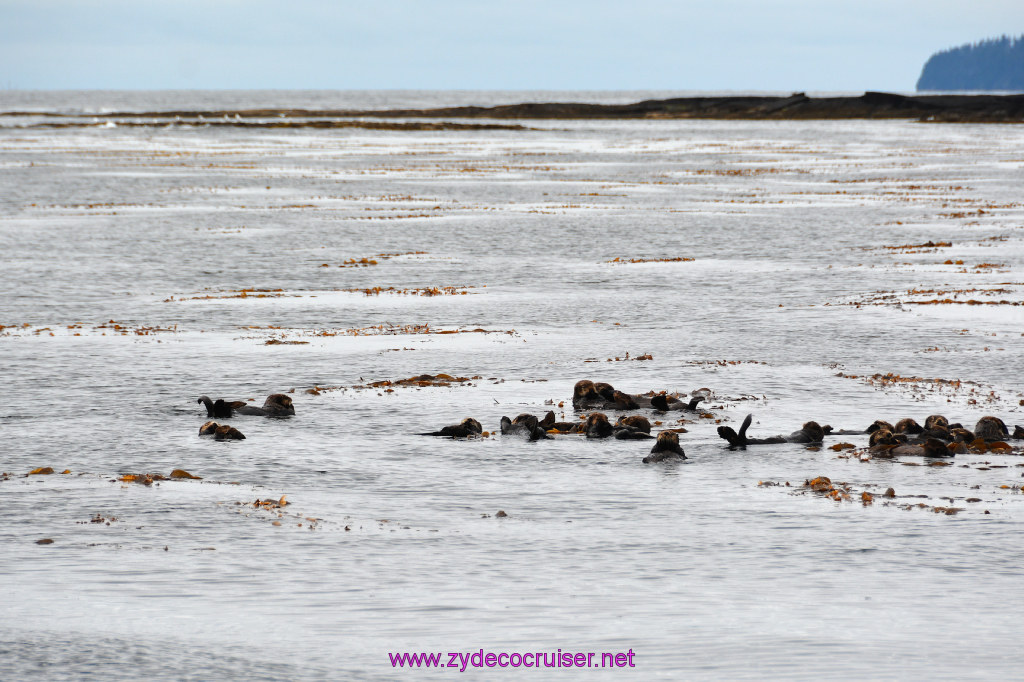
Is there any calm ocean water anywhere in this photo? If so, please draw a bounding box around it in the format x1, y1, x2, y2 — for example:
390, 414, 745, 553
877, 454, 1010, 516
1, 90, 1023, 680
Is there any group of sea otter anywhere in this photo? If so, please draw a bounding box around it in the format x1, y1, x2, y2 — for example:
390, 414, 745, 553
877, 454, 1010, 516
196, 394, 295, 439
422, 378, 1024, 463
195, 380, 1022, 461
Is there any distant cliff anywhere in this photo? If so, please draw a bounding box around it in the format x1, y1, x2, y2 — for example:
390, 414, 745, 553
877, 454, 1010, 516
917, 35, 1024, 91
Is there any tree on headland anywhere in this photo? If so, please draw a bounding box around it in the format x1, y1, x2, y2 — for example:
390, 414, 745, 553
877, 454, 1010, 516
916, 35, 1024, 91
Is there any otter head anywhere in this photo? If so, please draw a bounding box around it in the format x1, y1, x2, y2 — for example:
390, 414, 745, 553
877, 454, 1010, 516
950, 427, 974, 443
867, 420, 894, 434
924, 414, 948, 431
572, 380, 599, 407
869, 429, 898, 447
801, 421, 825, 443
512, 414, 539, 431
199, 421, 220, 435
584, 412, 613, 439
894, 418, 922, 434
654, 430, 683, 452
460, 417, 483, 434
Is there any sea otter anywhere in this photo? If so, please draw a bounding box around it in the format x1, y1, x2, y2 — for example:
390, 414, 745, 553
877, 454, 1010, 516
650, 393, 705, 412
420, 417, 483, 438
500, 414, 549, 441
237, 394, 295, 416
871, 437, 950, 458
199, 421, 245, 439
615, 415, 652, 433
974, 416, 1010, 442
574, 380, 696, 412
717, 414, 825, 448
866, 420, 895, 434
199, 393, 295, 417
199, 421, 220, 435
580, 412, 614, 439
868, 429, 900, 447
643, 431, 687, 463
572, 380, 603, 409
894, 418, 923, 435
215, 424, 246, 440
924, 415, 948, 430
612, 414, 654, 439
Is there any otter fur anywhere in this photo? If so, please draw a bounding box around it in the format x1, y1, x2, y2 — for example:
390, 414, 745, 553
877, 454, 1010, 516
421, 417, 483, 438
643, 431, 687, 463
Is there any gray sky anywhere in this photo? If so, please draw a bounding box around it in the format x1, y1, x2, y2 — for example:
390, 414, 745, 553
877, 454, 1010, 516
2, 0, 1022, 91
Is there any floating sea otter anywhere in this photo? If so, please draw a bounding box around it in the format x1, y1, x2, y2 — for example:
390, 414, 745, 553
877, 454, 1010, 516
572, 379, 706, 412
871, 437, 951, 458
420, 417, 483, 438
643, 431, 687, 463
650, 393, 705, 412
612, 415, 655, 440
717, 414, 825, 448
199, 421, 246, 440
198, 394, 295, 417
580, 412, 614, 439
894, 418, 923, 435
500, 414, 549, 441
974, 416, 1010, 442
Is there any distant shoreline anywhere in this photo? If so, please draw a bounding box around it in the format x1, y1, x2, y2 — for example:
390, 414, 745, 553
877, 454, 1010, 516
5, 91, 1024, 124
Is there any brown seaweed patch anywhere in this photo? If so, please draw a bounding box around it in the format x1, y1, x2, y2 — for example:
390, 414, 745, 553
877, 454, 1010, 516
879, 240, 953, 252
605, 256, 695, 264
2, 320, 180, 337
165, 288, 289, 302
682, 359, 769, 367
353, 373, 482, 390
835, 371, 1001, 404
345, 285, 477, 297
324, 251, 428, 268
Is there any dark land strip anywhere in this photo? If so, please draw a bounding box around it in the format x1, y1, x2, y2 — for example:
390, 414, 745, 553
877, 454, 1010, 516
6, 92, 1024, 125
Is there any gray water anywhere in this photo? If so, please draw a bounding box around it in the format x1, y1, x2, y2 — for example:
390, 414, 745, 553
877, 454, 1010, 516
1, 91, 1023, 680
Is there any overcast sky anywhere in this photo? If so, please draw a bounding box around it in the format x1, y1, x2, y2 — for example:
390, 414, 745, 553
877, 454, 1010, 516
2, 0, 1022, 91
